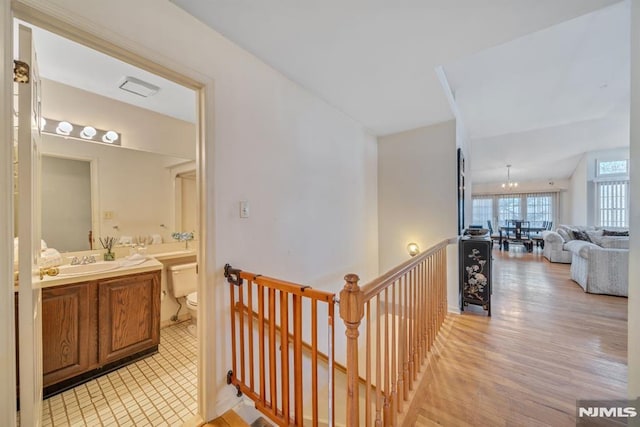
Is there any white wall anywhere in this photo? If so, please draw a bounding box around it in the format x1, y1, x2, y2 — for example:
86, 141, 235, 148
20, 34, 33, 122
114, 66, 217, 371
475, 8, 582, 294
629, 0, 639, 400
20, 0, 380, 419
41, 79, 196, 160
378, 121, 457, 305
569, 154, 588, 224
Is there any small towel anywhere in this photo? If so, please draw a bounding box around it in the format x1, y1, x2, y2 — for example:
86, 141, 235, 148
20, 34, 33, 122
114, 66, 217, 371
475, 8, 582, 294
40, 248, 63, 268
150, 234, 162, 244
119, 236, 133, 245
117, 253, 148, 267
13, 238, 48, 265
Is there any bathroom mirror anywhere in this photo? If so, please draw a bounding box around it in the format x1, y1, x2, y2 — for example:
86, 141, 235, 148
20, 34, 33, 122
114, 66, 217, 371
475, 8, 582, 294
41, 133, 194, 253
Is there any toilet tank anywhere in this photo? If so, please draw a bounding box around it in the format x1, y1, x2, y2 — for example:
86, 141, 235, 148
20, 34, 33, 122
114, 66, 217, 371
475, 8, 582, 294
168, 263, 198, 298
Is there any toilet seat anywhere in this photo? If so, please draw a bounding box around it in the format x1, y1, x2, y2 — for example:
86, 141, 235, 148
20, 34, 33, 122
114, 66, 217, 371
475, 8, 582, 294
186, 292, 198, 307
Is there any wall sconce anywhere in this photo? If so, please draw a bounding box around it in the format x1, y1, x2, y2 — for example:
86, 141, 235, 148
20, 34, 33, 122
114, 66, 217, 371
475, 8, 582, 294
41, 117, 121, 146
407, 242, 420, 257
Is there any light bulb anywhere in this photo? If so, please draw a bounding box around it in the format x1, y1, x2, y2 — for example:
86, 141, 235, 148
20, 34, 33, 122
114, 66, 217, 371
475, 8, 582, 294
102, 130, 119, 143
407, 242, 420, 257
56, 121, 73, 136
80, 126, 97, 139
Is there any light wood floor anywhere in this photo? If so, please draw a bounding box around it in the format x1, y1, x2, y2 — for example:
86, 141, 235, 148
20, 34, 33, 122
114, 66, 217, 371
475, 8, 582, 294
404, 248, 628, 427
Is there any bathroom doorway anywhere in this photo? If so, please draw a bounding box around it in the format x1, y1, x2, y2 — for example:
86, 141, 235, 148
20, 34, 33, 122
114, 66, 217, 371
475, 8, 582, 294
9, 5, 206, 424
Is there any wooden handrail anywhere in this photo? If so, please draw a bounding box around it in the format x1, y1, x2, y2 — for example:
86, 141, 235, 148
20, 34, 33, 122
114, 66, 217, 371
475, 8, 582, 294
360, 238, 450, 301
339, 238, 454, 427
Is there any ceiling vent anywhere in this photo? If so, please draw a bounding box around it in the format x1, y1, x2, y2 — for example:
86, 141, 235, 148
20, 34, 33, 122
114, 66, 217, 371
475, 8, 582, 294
118, 76, 160, 97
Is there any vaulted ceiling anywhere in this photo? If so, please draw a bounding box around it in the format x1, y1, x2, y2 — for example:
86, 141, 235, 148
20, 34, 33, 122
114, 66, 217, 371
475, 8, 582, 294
24, 0, 629, 186
171, 0, 628, 184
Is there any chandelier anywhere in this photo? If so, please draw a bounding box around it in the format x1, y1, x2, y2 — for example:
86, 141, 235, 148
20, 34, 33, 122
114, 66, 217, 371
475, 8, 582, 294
501, 164, 518, 190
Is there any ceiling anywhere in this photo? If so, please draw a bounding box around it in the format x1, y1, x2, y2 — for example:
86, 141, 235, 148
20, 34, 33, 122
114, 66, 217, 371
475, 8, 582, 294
18, 21, 196, 124
171, 0, 628, 185
19, 1, 629, 186
443, 1, 630, 183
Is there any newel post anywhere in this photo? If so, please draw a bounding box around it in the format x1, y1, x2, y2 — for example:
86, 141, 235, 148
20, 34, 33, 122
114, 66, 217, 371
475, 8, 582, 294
339, 273, 365, 427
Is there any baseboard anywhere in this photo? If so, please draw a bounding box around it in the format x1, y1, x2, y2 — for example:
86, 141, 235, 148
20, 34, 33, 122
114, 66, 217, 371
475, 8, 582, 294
161, 313, 191, 328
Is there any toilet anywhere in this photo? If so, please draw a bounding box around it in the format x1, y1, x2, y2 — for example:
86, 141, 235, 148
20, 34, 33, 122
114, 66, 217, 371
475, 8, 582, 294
168, 263, 198, 336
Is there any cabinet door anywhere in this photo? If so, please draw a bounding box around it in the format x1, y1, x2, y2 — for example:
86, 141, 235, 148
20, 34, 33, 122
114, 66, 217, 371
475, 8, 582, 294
460, 239, 492, 306
98, 272, 160, 365
42, 282, 97, 387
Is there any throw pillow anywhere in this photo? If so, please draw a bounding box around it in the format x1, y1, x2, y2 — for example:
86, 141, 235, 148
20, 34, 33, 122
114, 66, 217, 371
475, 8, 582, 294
586, 230, 604, 246
603, 229, 629, 236
573, 230, 592, 242
557, 228, 572, 242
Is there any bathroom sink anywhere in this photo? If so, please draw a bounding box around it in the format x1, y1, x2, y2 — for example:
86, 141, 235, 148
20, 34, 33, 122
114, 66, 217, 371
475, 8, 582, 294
57, 262, 119, 276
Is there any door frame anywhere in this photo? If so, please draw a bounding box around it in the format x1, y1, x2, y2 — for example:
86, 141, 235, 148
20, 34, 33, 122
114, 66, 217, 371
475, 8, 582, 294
0, 0, 17, 425
1, 1, 217, 424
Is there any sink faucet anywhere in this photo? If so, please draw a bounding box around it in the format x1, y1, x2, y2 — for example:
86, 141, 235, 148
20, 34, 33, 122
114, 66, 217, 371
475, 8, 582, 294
71, 255, 96, 265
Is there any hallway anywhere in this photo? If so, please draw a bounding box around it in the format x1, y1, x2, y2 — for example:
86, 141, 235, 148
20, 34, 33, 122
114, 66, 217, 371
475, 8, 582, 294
404, 249, 628, 426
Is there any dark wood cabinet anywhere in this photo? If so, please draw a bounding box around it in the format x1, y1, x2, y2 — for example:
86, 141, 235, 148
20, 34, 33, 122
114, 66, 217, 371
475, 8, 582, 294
459, 237, 492, 316
42, 281, 98, 387
15, 269, 161, 398
98, 272, 160, 365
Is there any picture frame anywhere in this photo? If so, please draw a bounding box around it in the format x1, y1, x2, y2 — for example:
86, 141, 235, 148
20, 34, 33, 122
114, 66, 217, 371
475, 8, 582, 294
457, 148, 465, 235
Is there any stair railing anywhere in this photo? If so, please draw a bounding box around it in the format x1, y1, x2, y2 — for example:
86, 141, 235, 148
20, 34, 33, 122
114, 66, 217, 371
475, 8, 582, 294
338, 238, 451, 427
225, 265, 336, 427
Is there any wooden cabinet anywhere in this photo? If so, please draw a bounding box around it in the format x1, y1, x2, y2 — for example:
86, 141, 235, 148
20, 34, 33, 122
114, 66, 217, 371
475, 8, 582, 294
459, 237, 492, 316
42, 281, 98, 387
98, 272, 160, 365
20, 269, 161, 397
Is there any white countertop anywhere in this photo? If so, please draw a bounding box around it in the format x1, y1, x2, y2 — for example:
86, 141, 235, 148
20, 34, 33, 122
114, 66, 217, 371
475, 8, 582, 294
32, 258, 163, 289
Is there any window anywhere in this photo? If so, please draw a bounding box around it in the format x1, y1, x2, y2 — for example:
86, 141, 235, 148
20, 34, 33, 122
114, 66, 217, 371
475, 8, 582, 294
597, 160, 628, 177
597, 180, 629, 227
497, 197, 520, 226
471, 192, 558, 231
471, 198, 492, 228
526, 195, 552, 228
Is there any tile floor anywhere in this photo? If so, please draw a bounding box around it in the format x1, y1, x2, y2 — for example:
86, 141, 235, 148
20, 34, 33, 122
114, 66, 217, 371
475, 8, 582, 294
41, 322, 197, 427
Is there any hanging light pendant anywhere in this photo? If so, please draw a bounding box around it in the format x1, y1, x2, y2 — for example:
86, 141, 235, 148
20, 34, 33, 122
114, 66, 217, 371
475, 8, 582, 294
502, 164, 518, 190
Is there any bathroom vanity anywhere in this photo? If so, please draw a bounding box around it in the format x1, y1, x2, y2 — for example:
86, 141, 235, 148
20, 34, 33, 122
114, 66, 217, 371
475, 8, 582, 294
16, 258, 162, 398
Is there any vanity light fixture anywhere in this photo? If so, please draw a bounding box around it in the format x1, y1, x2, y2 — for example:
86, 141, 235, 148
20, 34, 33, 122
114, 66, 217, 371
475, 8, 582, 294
407, 242, 420, 257
41, 118, 121, 146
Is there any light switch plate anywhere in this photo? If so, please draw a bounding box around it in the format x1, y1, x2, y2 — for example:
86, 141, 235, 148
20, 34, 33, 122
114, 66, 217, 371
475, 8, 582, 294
239, 201, 249, 218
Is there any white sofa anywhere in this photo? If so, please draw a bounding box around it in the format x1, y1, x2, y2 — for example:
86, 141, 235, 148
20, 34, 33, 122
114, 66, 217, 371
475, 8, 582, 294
543, 225, 629, 296
541, 230, 572, 263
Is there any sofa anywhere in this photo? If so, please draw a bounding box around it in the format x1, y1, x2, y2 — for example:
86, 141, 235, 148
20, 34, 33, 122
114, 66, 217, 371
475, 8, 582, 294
542, 225, 629, 296
541, 229, 572, 263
